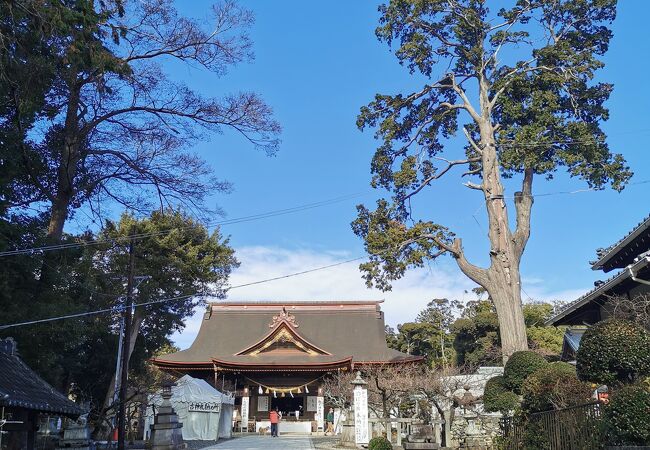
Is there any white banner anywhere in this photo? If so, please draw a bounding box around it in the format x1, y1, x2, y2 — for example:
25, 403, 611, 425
307, 396, 318, 412
334, 408, 342, 435
316, 396, 325, 430
187, 401, 220, 413
354, 386, 369, 444
257, 396, 269, 412
241, 396, 249, 432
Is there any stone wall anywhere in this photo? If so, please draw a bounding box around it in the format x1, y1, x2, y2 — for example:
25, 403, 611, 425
449, 412, 502, 449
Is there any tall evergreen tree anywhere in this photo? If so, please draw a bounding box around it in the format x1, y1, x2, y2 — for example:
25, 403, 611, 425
353, 0, 630, 361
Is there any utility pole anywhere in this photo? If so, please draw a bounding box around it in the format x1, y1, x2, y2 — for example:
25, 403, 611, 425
117, 239, 135, 450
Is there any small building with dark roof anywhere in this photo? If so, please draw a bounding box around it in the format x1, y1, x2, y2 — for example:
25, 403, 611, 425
548, 214, 650, 330
152, 300, 419, 430
0, 338, 83, 450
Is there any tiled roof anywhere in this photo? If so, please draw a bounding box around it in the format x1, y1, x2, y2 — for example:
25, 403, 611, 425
153, 300, 415, 368
563, 328, 586, 352
591, 214, 650, 272
547, 254, 650, 326
0, 338, 84, 416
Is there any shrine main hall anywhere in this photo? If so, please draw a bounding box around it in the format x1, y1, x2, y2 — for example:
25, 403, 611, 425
152, 300, 418, 433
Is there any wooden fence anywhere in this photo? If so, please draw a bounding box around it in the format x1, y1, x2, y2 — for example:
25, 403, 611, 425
501, 402, 602, 450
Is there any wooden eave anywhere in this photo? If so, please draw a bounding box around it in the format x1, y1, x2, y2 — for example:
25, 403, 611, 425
212, 356, 353, 372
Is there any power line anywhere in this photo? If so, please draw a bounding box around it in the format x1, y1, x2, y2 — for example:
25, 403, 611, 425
0, 254, 368, 331
0, 192, 367, 257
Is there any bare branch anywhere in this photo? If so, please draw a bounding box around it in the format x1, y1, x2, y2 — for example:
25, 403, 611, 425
403, 156, 480, 202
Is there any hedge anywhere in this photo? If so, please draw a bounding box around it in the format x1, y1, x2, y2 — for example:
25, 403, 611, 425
368, 436, 393, 450
483, 375, 519, 413
504, 351, 548, 394
602, 384, 650, 446
576, 319, 650, 385
520, 362, 592, 414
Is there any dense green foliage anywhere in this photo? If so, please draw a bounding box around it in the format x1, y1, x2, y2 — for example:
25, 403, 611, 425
0, 210, 237, 421
602, 384, 650, 446
0, 0, 274, 431
520, 363, 592, 414
483, 376, 519, 413
386, 295, 564, 366
368, 436, 393, 450
504, 351, 548, 394
576, 319, 650, 385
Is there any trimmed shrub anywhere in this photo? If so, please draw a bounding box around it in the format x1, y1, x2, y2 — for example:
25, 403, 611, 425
602, 384, 650, 446
368, 436, 393, 450
504, 351, 548, 394
576, 319, 650, 385
521, 363, 592, 414
483, 375, 519, 413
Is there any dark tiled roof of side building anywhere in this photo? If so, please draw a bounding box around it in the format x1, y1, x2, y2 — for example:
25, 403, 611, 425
547, 254, 650, 326
0, 338, 84, 416
591, 214, 650, 272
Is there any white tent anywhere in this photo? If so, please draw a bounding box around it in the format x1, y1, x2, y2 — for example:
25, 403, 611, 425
144, 375, 235, 441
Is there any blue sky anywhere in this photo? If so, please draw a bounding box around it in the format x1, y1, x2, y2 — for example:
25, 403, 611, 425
160, 1, 650, 343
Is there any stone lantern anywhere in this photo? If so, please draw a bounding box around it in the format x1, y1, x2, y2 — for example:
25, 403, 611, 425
148, 381, 184, 450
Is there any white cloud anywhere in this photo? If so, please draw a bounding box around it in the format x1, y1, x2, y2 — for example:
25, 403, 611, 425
171, 246, 475, 349
170, 246, 591, 349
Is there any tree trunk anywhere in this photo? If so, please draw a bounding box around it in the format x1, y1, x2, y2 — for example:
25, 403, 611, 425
487, 276, 528, 361
95, 310, 145, 438
470, 100, 529, 362
39, 84, 81, 284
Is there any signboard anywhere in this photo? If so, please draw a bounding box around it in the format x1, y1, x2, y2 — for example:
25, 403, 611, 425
241, 396, 249, 432
187, 402, 220, 413
316, 396, 325, 431
257, 396, 269, 412
354, 385, 369, 445
307, 396, 318, 412
333, 408, 342, 435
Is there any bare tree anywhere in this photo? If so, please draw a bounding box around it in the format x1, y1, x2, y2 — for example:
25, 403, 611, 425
12, 0, 280, 242
603, 293, 650, 329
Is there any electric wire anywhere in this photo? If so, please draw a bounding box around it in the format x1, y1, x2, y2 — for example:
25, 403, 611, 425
0, 192, 366, 257
0, 254, 368, 330
3, 176, 648, 258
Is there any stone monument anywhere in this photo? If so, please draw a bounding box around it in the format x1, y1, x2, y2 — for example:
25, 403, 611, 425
351, 372, 369, 447
148, 381, 184, 450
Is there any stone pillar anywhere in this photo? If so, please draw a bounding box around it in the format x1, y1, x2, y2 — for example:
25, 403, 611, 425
240, 387, 250, 433
149, 381, 183, 450
351, 372, 369, 446
316, 387, 325, 433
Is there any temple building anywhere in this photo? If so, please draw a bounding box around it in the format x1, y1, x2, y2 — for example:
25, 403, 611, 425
152, 300, 419, 433
548, 214, 650, 361
548, 214, 650, 326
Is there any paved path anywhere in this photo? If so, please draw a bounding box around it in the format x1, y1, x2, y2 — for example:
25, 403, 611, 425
205, 435, 315, 450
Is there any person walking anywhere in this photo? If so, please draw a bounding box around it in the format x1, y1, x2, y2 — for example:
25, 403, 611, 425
326, 408, 334, 435
269, 408, 280, 437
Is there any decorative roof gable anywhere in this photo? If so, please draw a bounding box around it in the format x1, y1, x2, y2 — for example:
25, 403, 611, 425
236, 320, 331, 357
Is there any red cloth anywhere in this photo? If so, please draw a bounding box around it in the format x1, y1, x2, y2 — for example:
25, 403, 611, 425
269, 411, 279, 424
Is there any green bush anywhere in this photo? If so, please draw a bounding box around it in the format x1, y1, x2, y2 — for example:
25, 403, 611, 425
504, 351, 548, 394
576, 319, 650, 385
521, 363, 592, 414
602, 384, 650, 446
483, 375, 519, 413
368, 436, 393, 450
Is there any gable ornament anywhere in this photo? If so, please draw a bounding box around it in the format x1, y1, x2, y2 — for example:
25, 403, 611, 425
269, 306, 299, 329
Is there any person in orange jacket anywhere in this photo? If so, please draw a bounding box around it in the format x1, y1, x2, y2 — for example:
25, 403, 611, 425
269, 408, 280, 437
